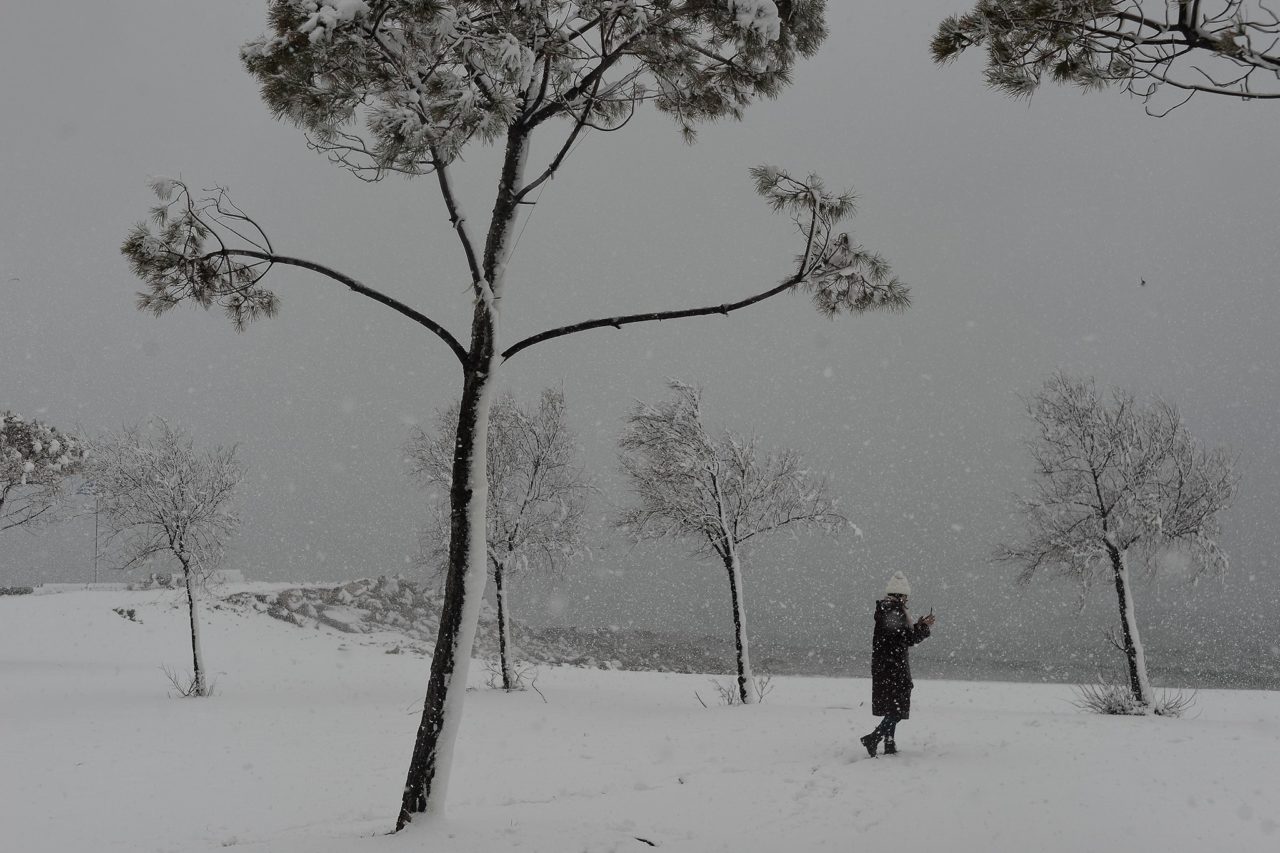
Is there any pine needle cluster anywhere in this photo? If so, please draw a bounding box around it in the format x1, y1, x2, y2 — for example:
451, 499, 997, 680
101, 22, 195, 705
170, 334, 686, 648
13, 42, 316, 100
750, 165, 909, 316
120, 179, 279, 332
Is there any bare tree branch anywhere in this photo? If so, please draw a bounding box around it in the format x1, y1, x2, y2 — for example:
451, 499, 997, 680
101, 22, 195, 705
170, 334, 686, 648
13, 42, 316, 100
501, 273, 805, 362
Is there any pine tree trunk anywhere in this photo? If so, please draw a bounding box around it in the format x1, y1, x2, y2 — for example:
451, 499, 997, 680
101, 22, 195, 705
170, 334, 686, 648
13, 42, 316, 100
723, 546, 755, 705
1107, 543, 1153, 706
494, 553, 515, 691
180, 558, 206, 698
398, 363, 495, 825
397, 124, 528, 828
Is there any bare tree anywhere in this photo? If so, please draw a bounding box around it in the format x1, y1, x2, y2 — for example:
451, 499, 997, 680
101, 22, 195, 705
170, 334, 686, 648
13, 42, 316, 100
617, 381, 844, 704
999, 373, 1236, 706
933, 1, 1280, 112
1, 411, 83, 535
407, 388, 589, 691
119, 2, 910, 823
86, 420, 244, 698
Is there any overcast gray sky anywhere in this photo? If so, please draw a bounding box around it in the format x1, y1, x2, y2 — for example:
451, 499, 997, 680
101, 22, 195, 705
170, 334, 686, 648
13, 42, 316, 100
2, 2, 1277, 676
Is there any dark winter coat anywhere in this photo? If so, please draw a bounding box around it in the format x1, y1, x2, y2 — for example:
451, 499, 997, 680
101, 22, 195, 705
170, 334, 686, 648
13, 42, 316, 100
871, 598, 931, 718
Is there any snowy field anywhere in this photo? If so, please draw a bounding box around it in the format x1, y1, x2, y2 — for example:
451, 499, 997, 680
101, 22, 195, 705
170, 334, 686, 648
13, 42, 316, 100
3, 588, 1277, 853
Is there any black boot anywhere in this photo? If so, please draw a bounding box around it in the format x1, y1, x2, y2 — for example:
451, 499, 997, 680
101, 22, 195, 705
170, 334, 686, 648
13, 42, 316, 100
859, 733, 880, 757
883, 738, 897, 755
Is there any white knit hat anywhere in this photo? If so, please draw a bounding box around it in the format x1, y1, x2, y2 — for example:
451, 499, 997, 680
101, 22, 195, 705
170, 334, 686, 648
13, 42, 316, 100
885, 571, 911, 597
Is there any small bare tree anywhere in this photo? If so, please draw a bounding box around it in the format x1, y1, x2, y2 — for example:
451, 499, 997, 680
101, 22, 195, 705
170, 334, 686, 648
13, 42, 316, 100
933, 1, 1280, 112
1, 412, 83, 535
1000, 373, 1237, 706
407, 388, 589, 692
618, 381, 844, 704
87, 420, 243, 697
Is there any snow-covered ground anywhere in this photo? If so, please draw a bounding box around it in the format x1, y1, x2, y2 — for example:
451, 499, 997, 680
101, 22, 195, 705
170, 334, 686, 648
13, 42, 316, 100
2, 588, 1277, 852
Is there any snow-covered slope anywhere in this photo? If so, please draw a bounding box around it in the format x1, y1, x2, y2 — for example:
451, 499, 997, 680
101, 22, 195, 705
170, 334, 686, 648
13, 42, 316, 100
2, 587, 1277, 852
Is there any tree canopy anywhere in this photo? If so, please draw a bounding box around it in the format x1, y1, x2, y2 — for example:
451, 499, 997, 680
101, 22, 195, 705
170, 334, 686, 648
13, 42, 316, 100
87, 420, 243, 578
618, 381, 843, 557
1000, 372, 1236, 591
933, 1, 1280, 110
241, 0, 829, 176
0, 412, 83, 534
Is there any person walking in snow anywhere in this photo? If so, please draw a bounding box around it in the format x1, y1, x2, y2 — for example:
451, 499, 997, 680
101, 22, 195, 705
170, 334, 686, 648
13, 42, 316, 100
861, 571, 935, 757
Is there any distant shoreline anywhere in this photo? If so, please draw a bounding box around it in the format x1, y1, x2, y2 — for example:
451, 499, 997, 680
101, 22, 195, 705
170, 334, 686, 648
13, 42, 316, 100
14, 582, 1277, 692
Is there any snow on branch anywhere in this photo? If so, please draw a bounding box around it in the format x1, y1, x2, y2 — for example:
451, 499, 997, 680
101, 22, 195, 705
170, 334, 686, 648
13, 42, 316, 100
725, 1, 783, 42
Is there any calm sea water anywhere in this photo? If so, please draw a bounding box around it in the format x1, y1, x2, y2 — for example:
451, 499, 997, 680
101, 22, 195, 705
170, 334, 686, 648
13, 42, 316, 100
541, 626, 1280, 691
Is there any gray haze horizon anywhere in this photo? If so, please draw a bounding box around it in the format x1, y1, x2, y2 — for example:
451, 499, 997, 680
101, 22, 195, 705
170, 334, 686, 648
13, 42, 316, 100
3, 3, 1277, 684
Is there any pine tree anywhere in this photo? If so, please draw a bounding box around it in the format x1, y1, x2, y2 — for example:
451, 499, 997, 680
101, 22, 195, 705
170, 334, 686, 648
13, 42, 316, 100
119, 1, 909, 824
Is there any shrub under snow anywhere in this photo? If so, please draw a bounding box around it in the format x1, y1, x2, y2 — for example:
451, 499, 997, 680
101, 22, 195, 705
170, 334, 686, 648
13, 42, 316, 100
1074, 678, 1196, 717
